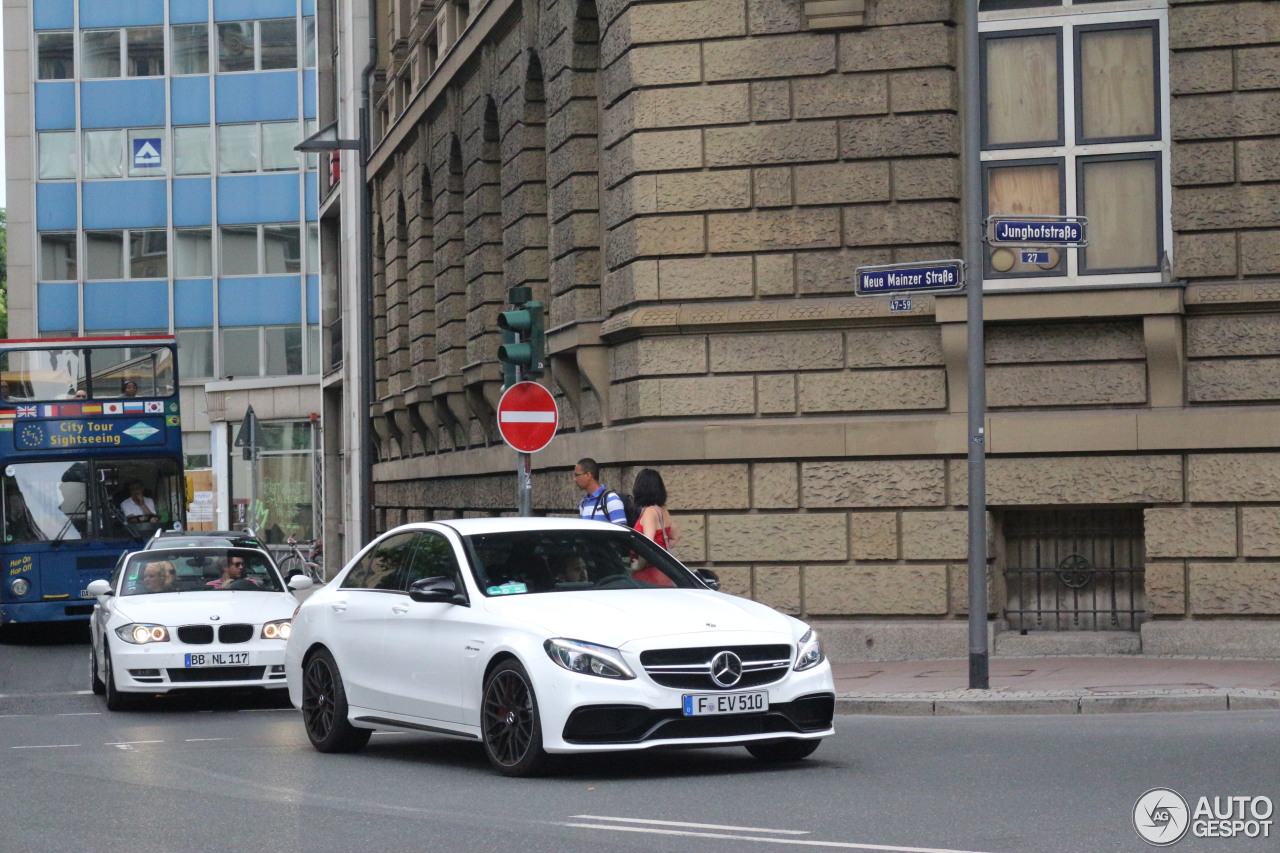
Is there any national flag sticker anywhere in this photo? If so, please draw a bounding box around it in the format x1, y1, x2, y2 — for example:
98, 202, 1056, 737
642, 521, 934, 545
166, 415, 180, 426
16, 406, 36, 418
103, 402, 124, 415
144, 401, 163, 413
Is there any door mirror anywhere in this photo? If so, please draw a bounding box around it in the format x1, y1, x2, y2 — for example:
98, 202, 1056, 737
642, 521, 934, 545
409, 575, 465, 604
288, 574, 315, 591
695, 569, 720, 591
86, 579, 113, 598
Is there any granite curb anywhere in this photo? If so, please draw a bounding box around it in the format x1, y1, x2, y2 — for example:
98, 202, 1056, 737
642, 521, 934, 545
834, 688, 1280, 716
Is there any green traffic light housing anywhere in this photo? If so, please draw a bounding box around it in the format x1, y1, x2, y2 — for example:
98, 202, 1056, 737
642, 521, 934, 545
498, 300, 544, 381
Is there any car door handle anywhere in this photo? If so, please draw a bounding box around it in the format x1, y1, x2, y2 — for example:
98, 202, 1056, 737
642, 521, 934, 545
391, 604, 409, 614
330, 602, 347, 613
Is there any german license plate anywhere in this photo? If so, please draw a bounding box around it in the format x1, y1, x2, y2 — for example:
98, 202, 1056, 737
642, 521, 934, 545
184, 652, 250, 667
682, 691, 768, 716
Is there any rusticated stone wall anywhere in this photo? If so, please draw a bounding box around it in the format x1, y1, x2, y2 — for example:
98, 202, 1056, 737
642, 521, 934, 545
356, 0, 1280, 649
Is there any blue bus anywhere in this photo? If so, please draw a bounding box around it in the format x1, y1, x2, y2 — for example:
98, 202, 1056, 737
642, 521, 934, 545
0, 336, 186, 625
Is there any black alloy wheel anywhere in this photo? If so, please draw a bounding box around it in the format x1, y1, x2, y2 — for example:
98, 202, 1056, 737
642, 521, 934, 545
301, 649, 371, 753
745, 738, 821, 762
481, 659, 548, 777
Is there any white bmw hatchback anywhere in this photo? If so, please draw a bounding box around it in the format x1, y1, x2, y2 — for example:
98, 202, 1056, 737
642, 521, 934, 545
87, 546, 313, 710
285, 518, 835, 776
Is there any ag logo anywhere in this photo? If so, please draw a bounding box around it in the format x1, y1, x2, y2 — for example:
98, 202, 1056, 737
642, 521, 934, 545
1134, 788, 1190, 846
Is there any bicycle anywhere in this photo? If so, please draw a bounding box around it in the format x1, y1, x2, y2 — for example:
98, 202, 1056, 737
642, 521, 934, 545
278, 536, 324, 583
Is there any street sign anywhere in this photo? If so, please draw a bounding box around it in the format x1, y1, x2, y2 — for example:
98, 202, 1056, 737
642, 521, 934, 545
854, 260, 965, 297
1021, 250, 1051, 265
987, 216, 1087, 247
496, 381, 558, 453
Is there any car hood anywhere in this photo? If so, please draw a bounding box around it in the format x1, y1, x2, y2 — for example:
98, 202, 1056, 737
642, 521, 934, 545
108, 591, 298, 626
481, 589, 801, 648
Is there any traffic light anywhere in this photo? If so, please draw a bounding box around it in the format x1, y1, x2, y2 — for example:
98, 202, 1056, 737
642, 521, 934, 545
497, 290, 545, 382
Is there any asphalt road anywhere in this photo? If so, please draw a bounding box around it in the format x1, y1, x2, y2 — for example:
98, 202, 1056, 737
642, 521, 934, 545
2, 624, 1278, 853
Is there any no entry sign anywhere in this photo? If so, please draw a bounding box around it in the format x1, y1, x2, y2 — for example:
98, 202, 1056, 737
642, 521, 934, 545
496, 381, 559, 453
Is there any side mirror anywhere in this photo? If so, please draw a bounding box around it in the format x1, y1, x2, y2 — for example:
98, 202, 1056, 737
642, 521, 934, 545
409, 575, 465, 604
86, 579, 113, 598
696, 569, 720, 591
288, 574, 314, 591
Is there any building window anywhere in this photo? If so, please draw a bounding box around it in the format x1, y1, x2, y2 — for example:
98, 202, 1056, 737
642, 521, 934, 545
38, 131, 77, 180
85, 231, 125, 279
219, 224, 302, 275
82, 229, 166, 279
81, 27, 164, 78
303, 16, 317, 68
38, 233, 78, 281
175, 228, 214, 277
176, 329, 214, 379
217, 19, 297, 72
84, 129, 124, 178
82, 128, 167, 178
217, 122, 300, 173
174, 126, 211, 175
229, 419, 316, 541
37, 31, 74, 79
172, 24, 210, 75
130, 230, 168, 278
980, 1, 1168, 286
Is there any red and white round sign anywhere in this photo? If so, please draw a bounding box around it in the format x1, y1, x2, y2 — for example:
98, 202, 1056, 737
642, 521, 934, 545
496, 381, 559, 453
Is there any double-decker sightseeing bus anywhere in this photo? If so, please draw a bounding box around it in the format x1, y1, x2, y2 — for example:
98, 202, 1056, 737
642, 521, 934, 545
0, 336, 186, 625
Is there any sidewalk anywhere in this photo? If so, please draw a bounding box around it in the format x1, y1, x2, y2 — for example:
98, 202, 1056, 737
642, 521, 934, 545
831, 656, 1280, 715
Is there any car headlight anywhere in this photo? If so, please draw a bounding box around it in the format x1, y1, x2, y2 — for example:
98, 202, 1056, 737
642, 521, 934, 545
10, 577, 31, 597
794, 627, 824, 671
544, 638, 635, 680
261, 619, 292, 640
116, 623, 169, 644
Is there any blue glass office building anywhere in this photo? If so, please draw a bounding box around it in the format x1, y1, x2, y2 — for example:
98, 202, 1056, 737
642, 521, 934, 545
7, 0, 323, 537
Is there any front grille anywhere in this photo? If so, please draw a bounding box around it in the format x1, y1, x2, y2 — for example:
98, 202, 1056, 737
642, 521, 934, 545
639, 644, 792, 690
166, 666, 265, 683
218, 624, 253, 643
177, 625, 214, 644
562, 693, 835, 745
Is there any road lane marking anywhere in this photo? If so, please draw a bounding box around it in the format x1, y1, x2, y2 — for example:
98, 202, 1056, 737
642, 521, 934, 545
560, 819, 995, 853
58, 712, 101, 716
11, 743, 81, 749
185, 737, 236, 742
0, 690, 94, 698
106, 740, 164, 746
572, 816, 808, 835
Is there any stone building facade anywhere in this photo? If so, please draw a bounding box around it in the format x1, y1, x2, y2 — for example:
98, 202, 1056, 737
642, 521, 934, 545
324, 0, 1280, 658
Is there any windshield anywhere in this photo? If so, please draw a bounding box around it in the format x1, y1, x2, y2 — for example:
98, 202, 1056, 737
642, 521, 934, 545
463, 528, 699, 595
120, 548, 283, 595
0, 343, 175, 401
2, 459, 184, 543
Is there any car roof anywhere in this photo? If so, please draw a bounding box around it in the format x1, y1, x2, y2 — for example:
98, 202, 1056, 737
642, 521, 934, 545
145, 530, 265, 548
395, 517, 628, 536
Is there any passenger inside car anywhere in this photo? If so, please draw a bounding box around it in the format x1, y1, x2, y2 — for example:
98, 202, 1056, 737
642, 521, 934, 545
138, 560, 176, 594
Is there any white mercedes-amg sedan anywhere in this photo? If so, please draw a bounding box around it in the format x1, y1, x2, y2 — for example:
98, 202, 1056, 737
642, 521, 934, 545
285, 518, 835, 776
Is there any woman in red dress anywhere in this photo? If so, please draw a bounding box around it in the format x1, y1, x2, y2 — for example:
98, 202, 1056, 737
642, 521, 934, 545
631, 468, 679, 587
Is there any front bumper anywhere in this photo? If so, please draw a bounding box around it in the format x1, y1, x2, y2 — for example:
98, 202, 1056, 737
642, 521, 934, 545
533, 657, 836, 753
109, 640, 289, 693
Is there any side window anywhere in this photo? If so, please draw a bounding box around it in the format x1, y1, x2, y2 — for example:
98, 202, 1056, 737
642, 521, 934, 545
401, 533, 461, 590
341, 533, 418, 590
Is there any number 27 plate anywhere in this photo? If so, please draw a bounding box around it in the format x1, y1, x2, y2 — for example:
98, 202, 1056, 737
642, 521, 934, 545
184, 652, 249, 667
682, 691, 768, 716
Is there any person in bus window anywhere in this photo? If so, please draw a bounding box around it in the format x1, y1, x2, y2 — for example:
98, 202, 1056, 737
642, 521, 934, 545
120, 482, 159, 523
122, 380, 139, 397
